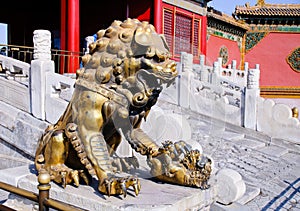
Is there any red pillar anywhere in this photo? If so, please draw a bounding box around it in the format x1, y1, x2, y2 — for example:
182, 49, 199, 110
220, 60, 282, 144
60, 0, 66, 74
67, 0, 80, 73
153, 0, 162, 34
200, 16, 207, 56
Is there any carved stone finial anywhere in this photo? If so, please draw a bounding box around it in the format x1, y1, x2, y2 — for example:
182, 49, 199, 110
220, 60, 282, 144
180, 52, 193, 72
33, 30, 51, 60
247, 68, 260, 89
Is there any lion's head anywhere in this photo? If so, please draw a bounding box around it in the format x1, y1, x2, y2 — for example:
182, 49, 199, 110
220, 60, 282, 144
77, 18, 178, 108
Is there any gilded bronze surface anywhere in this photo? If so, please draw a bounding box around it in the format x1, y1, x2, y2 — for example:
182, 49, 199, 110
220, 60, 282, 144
34, 19, 211, 197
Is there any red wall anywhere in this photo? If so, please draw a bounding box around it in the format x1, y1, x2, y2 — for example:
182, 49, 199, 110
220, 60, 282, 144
245, 32, 300, 87
128, 0, 152, 22
207, 35, 242, 68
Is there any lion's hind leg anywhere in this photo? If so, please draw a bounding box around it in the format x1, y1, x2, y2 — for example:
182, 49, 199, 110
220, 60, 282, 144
35, 129, 83, 187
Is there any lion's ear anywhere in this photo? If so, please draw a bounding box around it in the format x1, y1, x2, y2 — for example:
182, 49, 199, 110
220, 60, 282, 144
131, 28, 152, 57
134, 29, 151, 47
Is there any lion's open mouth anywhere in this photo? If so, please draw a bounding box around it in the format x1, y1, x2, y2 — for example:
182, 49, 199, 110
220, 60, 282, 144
139, 58, 178, 87
136, 66, 177, 94
136, 69, 162, 92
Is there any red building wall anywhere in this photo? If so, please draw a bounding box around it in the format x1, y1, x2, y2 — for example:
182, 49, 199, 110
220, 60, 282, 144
245, 32, 300, 87
206, 35, 242, 68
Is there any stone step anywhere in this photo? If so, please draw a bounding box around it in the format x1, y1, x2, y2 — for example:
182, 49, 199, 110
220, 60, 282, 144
281, 152, 300, 166
237, 184, 260, 205
210, 202, 252, 211
0, 165, 216, 211
213, 131, 245, 141
257, 145, 289, 158
0, 154, 32, 170
270, 138, 300, 153
233, 138, 266, 150
281, 153, 300, 178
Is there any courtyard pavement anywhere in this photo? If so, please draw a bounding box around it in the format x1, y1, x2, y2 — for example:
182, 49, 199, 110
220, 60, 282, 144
158, 101, 300, 210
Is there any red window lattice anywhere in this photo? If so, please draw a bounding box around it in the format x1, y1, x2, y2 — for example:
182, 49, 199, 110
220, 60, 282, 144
162, 4, 203, 59
163, 10, 173, 53
175, 13, 192, 55
193, 19, 200, 56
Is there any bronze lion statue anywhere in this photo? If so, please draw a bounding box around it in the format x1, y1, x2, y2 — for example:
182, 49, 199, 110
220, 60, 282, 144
35, 18, 211, 197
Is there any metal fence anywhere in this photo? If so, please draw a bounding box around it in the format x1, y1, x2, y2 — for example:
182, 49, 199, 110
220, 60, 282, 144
0, 44, 84, 74
0, 170, 87, 211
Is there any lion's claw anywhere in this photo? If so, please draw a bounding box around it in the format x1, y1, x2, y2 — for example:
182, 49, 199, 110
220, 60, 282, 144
161, 140, 193, 160
99, 176, 140, 197
128, 176, 141, 196
48, 165, 90, 189
119, 178, 127, 197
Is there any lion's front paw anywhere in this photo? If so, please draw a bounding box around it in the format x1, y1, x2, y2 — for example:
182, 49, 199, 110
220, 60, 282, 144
98, 175, 141, 197
47, 165, 90, 188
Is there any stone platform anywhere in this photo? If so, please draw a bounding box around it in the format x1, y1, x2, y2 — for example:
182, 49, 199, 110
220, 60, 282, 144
0, 164, 216, 211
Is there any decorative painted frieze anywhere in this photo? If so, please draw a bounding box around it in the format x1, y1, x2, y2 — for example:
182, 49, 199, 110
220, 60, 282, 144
249, 25, 300, 32
219, 46, 229, 66
286, 47, 300, 73
245, 32, 268, 52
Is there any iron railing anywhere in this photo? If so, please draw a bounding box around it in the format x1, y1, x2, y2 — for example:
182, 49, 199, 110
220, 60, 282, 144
0, 44, 84, 74
0, 169, 87, 211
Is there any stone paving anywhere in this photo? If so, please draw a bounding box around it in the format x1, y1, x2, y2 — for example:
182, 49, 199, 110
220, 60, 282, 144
158, 101, 300, 210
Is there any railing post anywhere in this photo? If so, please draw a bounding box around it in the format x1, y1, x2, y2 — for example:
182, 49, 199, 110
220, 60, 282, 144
30, 30, 55, 120
244, 62, 249, 86
199, 54, 208, 82
232, 60, 237, 82
211, 61, 219, 85
232, 60, 237, 70
244, 65, 260, 129
37, 169, 51, 211
179, 52, 193, 108
217, 57, 223, 74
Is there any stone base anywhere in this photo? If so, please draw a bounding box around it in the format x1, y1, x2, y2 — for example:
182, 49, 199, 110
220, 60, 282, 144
0, 164, 216, 211
210, 202, 252, 211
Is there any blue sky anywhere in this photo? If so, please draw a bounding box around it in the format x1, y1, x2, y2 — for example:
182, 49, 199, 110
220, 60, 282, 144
0, 23, 8, 45
208, 0, 300, 15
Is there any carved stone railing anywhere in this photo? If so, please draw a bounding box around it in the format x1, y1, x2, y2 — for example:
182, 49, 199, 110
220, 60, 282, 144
30, 30, 75, 123
0, 55, 31, 112
0, 30, 76, 124
167, 52, 253, 126
160, 52, 299, 142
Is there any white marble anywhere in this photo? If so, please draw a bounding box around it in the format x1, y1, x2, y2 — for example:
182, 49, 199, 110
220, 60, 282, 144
257, 98, 300, 142
140, 106, 193, 145
1, 164, 216, 211
33, 30, 51, 60
215, 168, 246, 205
44, 71, 75, 123
30, 60, 55, 120
244, 88, 260, 130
